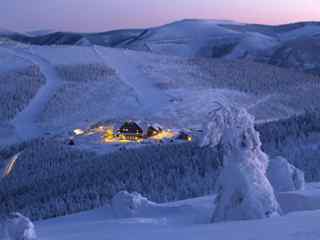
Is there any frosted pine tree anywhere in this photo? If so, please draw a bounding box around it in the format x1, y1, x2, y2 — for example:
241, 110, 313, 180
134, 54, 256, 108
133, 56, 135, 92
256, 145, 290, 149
201, 104, 281, 222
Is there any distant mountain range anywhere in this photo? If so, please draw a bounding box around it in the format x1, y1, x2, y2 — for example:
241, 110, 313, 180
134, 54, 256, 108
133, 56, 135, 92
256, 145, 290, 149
2, 19, 320, 75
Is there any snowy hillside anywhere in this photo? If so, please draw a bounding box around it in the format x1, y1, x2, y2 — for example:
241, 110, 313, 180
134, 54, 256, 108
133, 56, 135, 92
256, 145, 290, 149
0, 42, 319, 220
35, 187, 320, 240
26, 30, 57, 37
1, 15, 320, 240
0, 38, 320, 238
4, 20, 320, 74
0, 43, 319, 144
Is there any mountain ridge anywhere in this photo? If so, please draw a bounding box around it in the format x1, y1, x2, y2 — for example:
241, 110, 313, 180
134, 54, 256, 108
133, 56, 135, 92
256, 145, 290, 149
2, 19, 320, 75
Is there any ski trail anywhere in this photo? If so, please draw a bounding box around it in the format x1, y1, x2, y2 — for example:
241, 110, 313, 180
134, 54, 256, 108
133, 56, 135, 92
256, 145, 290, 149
0, 46, 63, 140
93, 46, 170, 114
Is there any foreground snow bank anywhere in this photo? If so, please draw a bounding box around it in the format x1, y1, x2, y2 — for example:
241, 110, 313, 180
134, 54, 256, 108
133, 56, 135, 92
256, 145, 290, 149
111, 191, 213, 224
111, 191, 155, 218
202, 105, 281, 222
5, 213, 37, 240
278, 187, 320, 214
267, 156, 305, 192
35, 191, 320, 240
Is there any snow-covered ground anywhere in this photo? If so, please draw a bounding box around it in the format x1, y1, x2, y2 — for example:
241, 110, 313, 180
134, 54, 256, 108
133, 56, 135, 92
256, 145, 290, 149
133, 19, 240, 58
1, 19, 320, 240
93, 45, 171, 113
0, 46, 63, 140
279, 24, 320, 41
0, 38, 320, 240
0, 47, 33, 72
224, 31, 279, 60
36, 184, 320, 240
4, 20, 320, 76
0, 43, 319, 146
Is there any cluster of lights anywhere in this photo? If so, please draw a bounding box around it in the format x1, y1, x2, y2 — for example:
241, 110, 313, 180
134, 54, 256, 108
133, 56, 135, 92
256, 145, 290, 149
73, 125, 192, 145
150, 130, 176, 140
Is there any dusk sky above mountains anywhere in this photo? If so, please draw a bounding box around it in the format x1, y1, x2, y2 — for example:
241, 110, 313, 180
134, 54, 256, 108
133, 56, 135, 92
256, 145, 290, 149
1, 0, 320, 32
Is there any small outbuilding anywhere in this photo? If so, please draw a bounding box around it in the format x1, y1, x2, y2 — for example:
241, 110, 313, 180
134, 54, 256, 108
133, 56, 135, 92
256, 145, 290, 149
146, 125, 162, 138
68, 138, 75, 146
176, 131, 192, 142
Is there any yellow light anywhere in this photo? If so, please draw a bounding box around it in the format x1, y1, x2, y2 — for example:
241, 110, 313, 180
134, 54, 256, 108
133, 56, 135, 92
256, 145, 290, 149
150, 130, 176, 140
187, 136, 192, 142
104, 128, 114, 140
74, 129, 85, 136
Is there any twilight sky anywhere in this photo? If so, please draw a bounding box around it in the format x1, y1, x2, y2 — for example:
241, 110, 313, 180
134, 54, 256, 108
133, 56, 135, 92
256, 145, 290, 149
1, 0, 320, 32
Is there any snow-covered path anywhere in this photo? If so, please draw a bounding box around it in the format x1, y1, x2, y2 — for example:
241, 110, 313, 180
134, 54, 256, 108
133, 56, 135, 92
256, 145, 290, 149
0, 46, 62, 140
93, 46, 170, 114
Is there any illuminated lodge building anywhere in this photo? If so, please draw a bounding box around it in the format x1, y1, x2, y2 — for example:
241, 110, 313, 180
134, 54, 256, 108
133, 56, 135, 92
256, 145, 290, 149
115, 121, 192, 142
74, 120, 192, 144
117, 121, 144, 141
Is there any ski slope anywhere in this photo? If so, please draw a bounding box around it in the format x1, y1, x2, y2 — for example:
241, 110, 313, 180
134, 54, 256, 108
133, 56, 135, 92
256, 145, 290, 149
0, 46, 63, 140
0, 44, 319, 144
93, 46, 171, 113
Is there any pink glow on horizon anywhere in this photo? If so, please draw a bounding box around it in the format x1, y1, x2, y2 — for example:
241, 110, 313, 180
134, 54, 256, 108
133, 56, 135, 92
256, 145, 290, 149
0, 0, 319, 32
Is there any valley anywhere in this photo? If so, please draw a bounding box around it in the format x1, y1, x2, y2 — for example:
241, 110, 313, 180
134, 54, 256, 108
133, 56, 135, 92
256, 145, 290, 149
1, 19, 320, 240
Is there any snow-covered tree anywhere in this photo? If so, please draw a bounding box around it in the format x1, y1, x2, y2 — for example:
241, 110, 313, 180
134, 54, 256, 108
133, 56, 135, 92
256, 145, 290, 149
267, 156, 305, 192
201, 104, 281, 222
111, 191, 153, 218
6, 213, 37, 240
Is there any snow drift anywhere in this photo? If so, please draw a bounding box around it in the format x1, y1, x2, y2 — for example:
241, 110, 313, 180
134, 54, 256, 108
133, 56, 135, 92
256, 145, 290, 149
111, 191, 155, 218
6, 213, 37, 240
267, 156, 305, 192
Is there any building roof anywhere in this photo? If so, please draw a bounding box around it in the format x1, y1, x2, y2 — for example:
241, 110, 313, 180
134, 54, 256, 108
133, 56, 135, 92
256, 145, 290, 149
119, 121, 143, 134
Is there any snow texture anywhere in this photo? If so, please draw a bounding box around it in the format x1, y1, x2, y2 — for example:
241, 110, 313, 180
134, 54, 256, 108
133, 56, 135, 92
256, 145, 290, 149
202, 105, 281, 222
267, 156, 305, 192
34, 191, 320, 240
6, 213, 37, 240
111, 191, 154, 218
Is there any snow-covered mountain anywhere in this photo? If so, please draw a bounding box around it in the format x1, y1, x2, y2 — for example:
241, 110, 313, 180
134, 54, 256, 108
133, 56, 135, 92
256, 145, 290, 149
26, 30, 57, 37
5, 29, 145, 47
0, 28, 320, 240
0, 42, 319, 220
3, 20, 320, 75
0, 44, 319, 144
